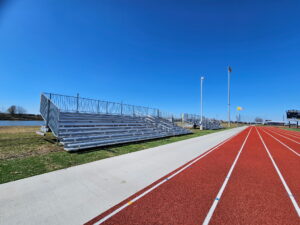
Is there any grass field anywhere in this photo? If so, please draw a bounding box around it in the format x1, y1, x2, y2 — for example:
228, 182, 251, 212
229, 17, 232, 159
0, 126, 231, 184
283, 127, 300, 132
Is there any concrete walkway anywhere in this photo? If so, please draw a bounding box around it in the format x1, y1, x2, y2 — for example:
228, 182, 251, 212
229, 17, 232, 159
0, 127, 246, 225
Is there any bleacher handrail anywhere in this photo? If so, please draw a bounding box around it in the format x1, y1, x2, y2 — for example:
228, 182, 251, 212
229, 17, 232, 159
43, 92, 173, 119
41, 93, 222, 131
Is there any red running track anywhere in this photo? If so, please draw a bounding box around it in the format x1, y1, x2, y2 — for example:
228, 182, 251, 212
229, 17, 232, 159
258, 127, 300, 209
271, 127, 300, 139
261, 127, 300, 155
85, 126, 300, 225
209, 127, 299, 225
265, 126, 300, 142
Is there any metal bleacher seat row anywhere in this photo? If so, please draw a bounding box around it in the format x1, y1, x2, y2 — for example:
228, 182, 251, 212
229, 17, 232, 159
40, 93, 191, 151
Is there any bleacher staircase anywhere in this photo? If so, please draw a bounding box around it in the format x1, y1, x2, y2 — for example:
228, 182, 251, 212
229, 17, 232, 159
40, 93, 191, 151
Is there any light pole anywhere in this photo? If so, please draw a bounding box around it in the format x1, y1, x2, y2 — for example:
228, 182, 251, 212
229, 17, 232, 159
200, 76, 204, 130
228, 66, 232, 127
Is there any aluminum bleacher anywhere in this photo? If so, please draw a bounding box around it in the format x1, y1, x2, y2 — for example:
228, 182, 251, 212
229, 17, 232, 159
40, 93, 191, 151
182, 113, 223, 130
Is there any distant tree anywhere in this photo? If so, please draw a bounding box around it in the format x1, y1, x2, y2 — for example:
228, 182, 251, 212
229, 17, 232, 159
7, 105, 17, 114
16, 106, 27, 114
254, 117, 263, 123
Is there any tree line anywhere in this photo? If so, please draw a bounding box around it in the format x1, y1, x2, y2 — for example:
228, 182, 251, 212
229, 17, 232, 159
0, 105, 27, 114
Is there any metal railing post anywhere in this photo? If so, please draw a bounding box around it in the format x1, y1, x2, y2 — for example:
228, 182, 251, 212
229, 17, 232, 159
121, 102, 123, 115
97, 100, 100, 114
76, 93, 79, 113
133, 106, 135, 117
157, 109, 160, 118
46, 93, 52, 128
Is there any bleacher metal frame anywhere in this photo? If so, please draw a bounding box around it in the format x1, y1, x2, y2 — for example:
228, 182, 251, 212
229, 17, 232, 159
40, 93, 191, 151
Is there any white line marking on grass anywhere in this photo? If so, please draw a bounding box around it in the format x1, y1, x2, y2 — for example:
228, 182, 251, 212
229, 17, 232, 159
202, 127, 252, 225
91, 128, 249, 225
261, 129, 300, 157
257, 127, 300, 217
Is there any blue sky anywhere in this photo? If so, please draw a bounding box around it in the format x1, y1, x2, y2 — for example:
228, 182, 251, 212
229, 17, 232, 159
0, 0, 300, 121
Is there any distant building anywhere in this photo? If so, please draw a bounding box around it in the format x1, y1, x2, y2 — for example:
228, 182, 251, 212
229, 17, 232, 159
263, 121, 285, 126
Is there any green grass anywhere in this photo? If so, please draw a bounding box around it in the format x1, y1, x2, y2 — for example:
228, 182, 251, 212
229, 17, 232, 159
0, 126, 230, 184
0, 127, 62, 160
282, 127, 300, 132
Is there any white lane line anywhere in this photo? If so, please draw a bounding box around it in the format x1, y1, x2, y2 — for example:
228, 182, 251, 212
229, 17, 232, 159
92, 128, 249, 225
257, 127, 300, 217
270, 128, 300, 140
202, 127, 252, 225
261, 129, 300, 157
274, 128, 300, 138
266, 129, 300, 144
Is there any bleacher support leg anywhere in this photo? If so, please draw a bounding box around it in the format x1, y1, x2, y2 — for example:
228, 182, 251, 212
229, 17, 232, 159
46, 93, 52, 129
76, 93, 79, 113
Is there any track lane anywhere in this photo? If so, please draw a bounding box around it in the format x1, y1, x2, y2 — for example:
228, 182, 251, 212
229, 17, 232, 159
202, 127, 252, 225
86, 128, 250, 225
258, 127, 300, 212
267, 127, 300, 141
266, 128, 300, 144
208, 128, 299, 225
273, 127, 300, 138
261, 129, 300, 156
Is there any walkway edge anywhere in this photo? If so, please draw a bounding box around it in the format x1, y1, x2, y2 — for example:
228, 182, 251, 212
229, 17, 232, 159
91, 127, 248, 225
